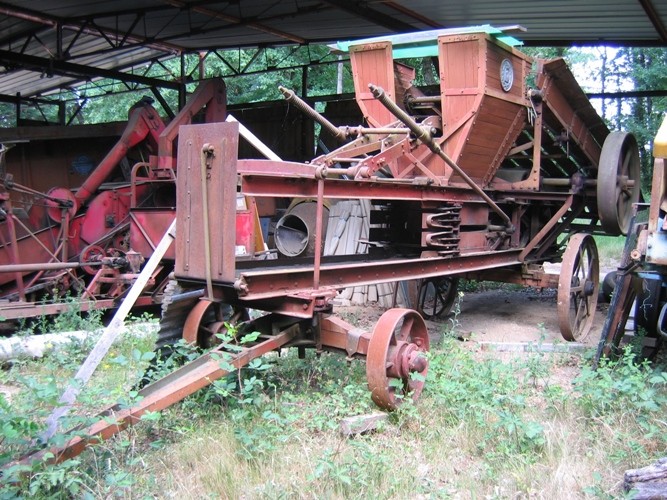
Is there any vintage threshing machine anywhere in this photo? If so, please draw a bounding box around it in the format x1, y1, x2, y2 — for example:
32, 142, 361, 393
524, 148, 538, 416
11, 26, 642, 465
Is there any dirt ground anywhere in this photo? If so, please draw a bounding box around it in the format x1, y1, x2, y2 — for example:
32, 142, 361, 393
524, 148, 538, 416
452, 286, 607, 348
337, 282, 609, 351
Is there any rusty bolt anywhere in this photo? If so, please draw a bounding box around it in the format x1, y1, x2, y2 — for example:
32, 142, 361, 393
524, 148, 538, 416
315, 165, 328, 179
408, 354, 427, 373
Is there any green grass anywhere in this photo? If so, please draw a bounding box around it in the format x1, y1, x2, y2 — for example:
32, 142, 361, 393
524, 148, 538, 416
594, 234, 626, 269
2, 313, 667, 498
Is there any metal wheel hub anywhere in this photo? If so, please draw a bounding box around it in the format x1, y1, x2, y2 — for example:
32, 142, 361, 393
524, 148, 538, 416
366, 308, 430, 410
584, 280, 595, 296
386, 342, 427, 379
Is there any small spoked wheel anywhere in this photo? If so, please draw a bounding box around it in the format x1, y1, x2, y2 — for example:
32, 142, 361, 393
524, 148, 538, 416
417, 277, 459, 319
366, 308, 430, 410
557, 233, 600, 341
183, 299, 248, 348
79, 244, 107, 275
597, 132, 641, 236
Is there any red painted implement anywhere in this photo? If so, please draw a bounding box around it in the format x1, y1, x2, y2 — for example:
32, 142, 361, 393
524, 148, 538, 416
6, 26, 642, 468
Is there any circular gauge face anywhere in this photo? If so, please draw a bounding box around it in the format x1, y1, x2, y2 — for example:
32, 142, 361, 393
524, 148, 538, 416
500, 58, 514, 92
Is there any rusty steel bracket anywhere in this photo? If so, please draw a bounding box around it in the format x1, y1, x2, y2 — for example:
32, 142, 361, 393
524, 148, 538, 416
319, 315, 371, 358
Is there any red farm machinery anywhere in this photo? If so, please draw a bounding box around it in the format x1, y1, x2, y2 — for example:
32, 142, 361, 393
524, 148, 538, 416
5, 26, 643, 465
0, 79, 227, 321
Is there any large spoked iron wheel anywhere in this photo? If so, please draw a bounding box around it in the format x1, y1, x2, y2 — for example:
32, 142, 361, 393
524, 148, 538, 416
417, 277, 459, 319
597, 132, 641, 236
557, 233, 600, 341
366, 308, 429, 410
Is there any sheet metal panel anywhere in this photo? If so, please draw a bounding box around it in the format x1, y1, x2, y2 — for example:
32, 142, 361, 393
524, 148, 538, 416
175, 122, 238, 283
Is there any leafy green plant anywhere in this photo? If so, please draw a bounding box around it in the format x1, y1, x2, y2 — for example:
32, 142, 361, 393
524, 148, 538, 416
0, 316, 161, 497
574, 348, 667, 420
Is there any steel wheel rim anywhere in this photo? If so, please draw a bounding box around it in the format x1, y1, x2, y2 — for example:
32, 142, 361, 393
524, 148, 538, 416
558, 233, 599, 341
417, 277, 459, 319
366, 308, 429, 410
183, 300, 243, 348
79, 244, 106, 275
597, 132, 640, 236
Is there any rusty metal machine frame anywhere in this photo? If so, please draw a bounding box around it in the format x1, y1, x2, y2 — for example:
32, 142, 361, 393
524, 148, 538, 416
6, 27, 643, 469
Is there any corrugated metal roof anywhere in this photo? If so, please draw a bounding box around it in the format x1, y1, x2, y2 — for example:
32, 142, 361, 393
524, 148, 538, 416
0, 0, 665, 99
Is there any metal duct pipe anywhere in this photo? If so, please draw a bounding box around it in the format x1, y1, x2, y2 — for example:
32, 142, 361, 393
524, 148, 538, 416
274, 201, 330, 258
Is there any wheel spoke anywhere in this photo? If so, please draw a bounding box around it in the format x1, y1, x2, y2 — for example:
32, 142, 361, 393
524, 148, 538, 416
398, 316, 414, 342
621, 148, 632, 176
574, 297, 588, 330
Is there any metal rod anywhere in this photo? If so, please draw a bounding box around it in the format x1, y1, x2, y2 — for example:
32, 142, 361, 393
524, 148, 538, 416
369, 84, 514, 230
1, 177, 74, 207
313, 177, 325, 290
541, 178, 615, 187
12, 214, 85, 288
0, 261, 97, 273
542, 178, 573, 186
279, 86, 347, 142
200, 145, 214, 300
4, 213, 25, 300
342, 126, 410, 136
407, 95, 441, 104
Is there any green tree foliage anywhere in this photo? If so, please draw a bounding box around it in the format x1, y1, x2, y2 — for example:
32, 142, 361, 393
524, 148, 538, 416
616, 48, 667, 182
